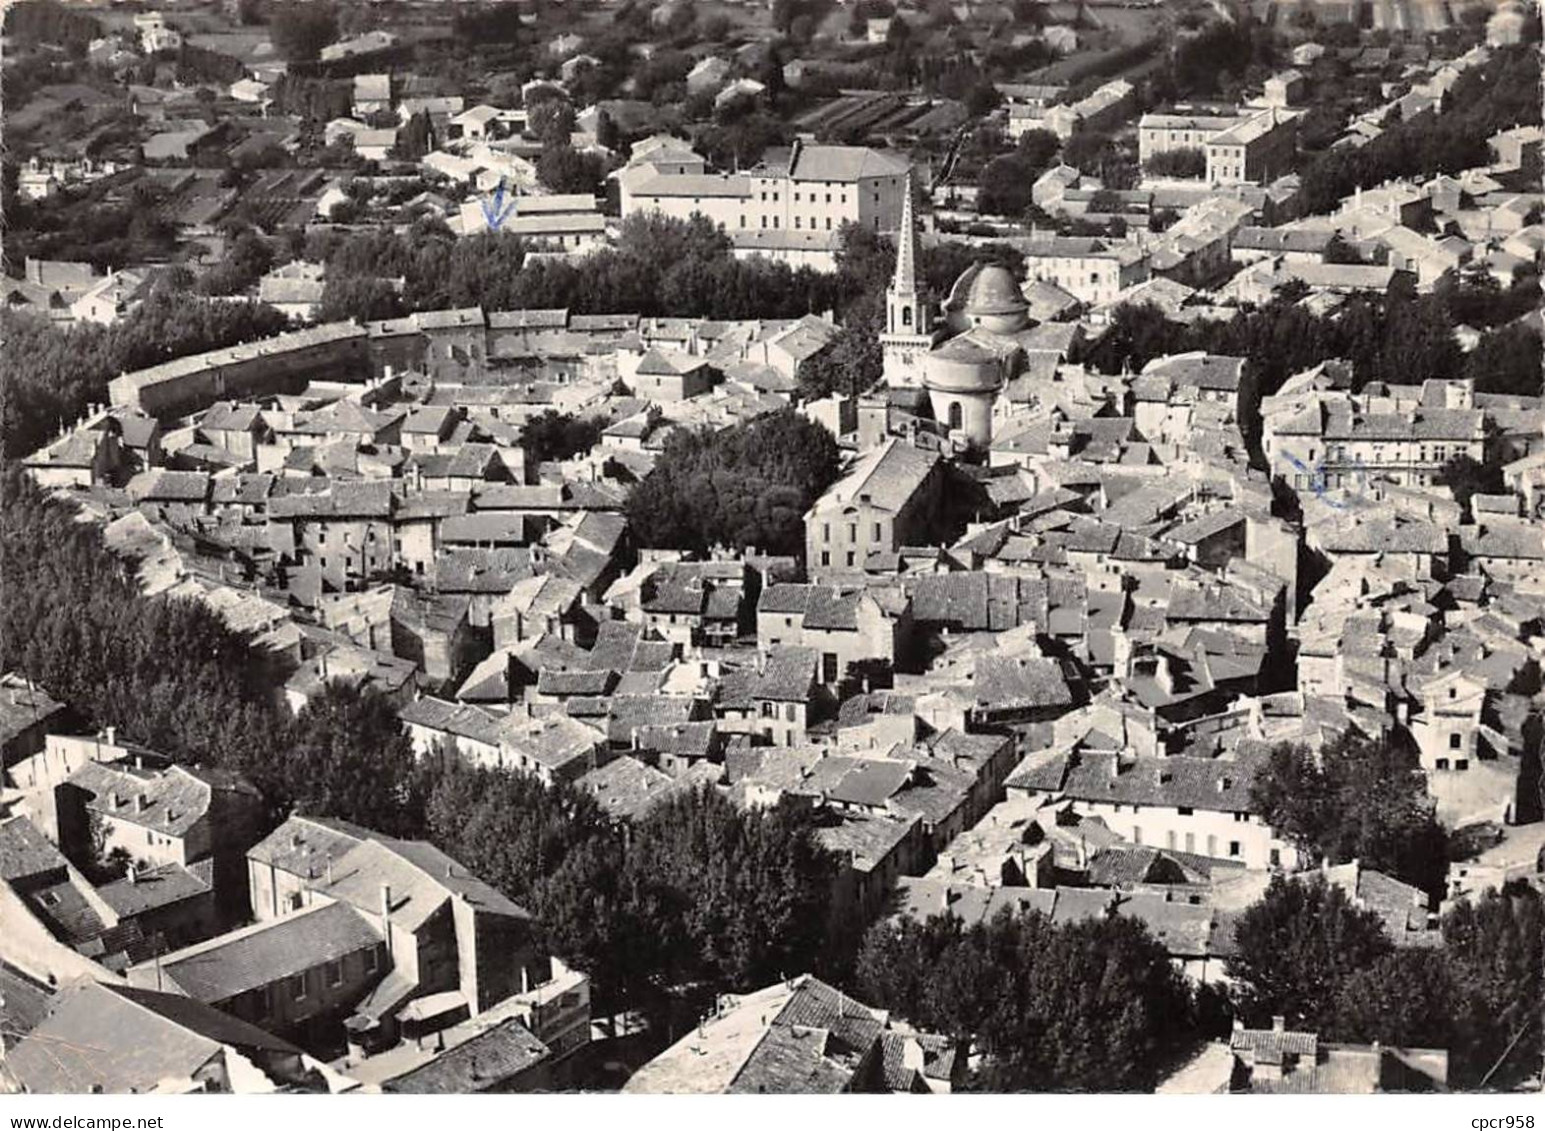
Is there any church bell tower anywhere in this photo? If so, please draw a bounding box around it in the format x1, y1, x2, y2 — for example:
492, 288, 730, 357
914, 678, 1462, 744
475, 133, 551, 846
879, 173, 937, 389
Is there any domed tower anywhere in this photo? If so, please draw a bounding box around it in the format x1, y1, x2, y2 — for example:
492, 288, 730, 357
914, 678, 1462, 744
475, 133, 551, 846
924, 262, 1030, 446
942, 261, 1031, 335
879, 173, 938, 389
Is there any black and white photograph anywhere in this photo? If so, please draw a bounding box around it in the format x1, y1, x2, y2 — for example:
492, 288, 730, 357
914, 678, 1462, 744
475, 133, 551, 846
0, 0, 1541, 1108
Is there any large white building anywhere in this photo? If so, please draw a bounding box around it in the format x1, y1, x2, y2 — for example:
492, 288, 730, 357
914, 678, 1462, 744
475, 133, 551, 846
1138, 110, 1243, 166
1020, 236, 1149, 306
620, 139, 912, 270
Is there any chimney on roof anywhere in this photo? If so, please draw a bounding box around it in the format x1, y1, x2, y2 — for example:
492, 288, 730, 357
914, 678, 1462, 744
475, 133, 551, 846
106, 726, 117, 746
380, 885, 395, 951
1272, 1015, 1286, 1034
126, 865, 137, 885
136, 793, 149, 812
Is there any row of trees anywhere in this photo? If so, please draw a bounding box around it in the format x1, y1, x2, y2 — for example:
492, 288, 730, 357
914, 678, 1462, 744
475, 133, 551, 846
0, 469, 847, 1023
1080, 282, 1542, 424
1, 291, 288, 460
1297, 44, 1541, 215
313, 213, 849, 324
1230, 876, 1543, 1089
859, 872, 1543, 1091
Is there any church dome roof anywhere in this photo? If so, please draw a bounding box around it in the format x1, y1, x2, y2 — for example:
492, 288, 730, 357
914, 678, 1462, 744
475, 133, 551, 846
955, 262, 1029, 317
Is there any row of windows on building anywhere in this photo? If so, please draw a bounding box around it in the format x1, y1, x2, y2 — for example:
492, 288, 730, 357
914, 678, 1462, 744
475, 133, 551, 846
822, 521, 885, 544
1131, 827, 1246, 857
758, 189, 849, 205
739, 214, 839, 230
243, 946, 380, 1019
1309, 444, 1468, 463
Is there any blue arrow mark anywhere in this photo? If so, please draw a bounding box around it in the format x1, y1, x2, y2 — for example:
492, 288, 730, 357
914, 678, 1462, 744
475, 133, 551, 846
1281, 452, 1369, 511
480, 177, 517, 231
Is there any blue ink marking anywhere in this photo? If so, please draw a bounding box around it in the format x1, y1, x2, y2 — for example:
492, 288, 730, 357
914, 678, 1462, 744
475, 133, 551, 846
480, 177, 517, 231
1281, 452, 1370, 512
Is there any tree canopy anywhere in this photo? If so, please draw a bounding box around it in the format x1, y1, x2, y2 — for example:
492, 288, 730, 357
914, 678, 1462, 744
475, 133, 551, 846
1227, 873, 1395, 1032
1249, 732, 1449, 895
427, 767, 841, 1014
625, 410, 841, 556
519, 410, 606, 463
312, 212, 844, 322
1228, 874, 1544, 1090
857, 909, 1193, 1091
267, 1, 338, 65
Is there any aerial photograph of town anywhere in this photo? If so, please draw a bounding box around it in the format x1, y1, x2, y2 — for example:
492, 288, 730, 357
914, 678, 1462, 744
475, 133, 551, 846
0, 0, 1540, 1104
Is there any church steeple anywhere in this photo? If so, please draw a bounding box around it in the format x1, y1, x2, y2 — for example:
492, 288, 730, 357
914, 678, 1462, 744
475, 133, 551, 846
892, 172, 919, 297
885, 173, 931, 339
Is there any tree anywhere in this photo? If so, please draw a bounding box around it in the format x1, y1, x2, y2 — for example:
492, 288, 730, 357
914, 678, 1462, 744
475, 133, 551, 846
858, 909, 1194, 1091
625, 410, 841, 556
1015, 128, 1059, 171
1144, 147, 1205, 178
1442, 882, 1545, 1088
1063, 130, 1135, 187
1436, 452, 1505, 520
1332, 949, 1460, 1051
452, 4, 523, 43
977, 153, 1038, 217
272, 683, 425, 836
394, 111, 434, 161
196, 230, 274, 297
1464, 321, 1543, 397
1323, 234, 1363, 265
267, 1, 338, 65
318, 275, 401, 323
854, 912, 966, 1027
624, 788, 839, 991
1079, 302, 1189, 375
426, 765, 613, 909
519, 410, 605, 462
1228, 874, 1394, 1032
536, 144, 608, 195
797, 309, 882, 401
1250, 732, 1449, 895
964, 81, 1001, 118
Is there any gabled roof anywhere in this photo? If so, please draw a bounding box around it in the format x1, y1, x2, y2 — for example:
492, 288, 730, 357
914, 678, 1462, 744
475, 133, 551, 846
0, 815, 69, 884
4, 981, 301, 1095
786, 144, 909, 182
315, 837, 531, 931
810, 438, 939, 516
753, 646, 818, 702
247, 815, 370, 879
133, 900, 382, 1004
971, 654, 1073, 711
68, 761, 256, 838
